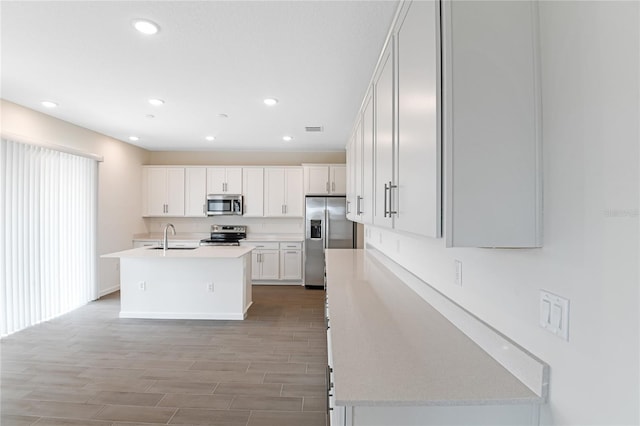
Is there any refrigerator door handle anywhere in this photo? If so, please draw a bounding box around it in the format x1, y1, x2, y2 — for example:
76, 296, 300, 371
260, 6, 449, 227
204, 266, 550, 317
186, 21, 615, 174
324, 208, 329, 250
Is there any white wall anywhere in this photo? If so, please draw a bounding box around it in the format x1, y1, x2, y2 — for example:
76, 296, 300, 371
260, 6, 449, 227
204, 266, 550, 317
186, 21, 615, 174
367, 2, 639, 425
1, 100, 150, 296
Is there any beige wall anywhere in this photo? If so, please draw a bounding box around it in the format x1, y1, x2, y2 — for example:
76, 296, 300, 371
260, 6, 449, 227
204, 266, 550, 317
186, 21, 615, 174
1, 99, 150, 296
148, 150, 345, 166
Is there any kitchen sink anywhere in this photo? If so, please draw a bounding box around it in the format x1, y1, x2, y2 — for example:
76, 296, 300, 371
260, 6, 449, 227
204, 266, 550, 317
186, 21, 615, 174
148, 247, 198, 250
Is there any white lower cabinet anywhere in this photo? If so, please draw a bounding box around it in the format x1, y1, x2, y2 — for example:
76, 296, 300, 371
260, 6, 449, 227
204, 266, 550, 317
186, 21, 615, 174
279, 242, 302, 281
241, 241, 303, 283
251, 249, 279, 281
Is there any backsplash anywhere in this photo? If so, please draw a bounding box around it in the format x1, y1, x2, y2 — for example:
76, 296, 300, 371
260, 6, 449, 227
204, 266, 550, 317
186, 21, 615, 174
144, 216, 304, 235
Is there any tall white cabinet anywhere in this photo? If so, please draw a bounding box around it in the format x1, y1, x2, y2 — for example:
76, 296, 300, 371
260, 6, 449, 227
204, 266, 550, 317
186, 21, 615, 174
264, 167, 304, 217
184, 167, 207, 217
242, 167, 264, 217
442, 0, 542, 247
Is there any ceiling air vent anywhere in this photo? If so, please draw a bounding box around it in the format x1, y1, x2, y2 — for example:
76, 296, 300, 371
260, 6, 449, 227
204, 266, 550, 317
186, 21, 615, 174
305, 126, 324, 132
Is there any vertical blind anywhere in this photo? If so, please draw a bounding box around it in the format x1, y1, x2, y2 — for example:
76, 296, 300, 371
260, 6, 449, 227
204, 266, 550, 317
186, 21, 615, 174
0, 138, 97, 337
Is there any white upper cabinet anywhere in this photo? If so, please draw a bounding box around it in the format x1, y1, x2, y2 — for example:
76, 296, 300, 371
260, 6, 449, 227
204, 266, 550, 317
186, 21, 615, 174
184, 167, 207, 217
394, 0, 441, 237
373, 43, 394, 230
242, 167, 264, 217
264, 167, 304, 217
330, 165, 347, 195
442, 0, 542, 247
303, 164, 347, 195
142, 167, 185, 217
206, 167, 242, 194
304, 165, 331, 194
360, 90, 374, 224
346, 139, 356, 220
346, 0, 541, 247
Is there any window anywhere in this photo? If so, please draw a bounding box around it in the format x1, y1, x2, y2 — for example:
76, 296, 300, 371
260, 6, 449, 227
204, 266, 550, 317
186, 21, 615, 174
1, 138, 98, 336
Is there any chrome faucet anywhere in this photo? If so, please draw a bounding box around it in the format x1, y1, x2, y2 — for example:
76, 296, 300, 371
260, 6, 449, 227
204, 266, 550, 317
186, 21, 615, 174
163, 223, 176, 252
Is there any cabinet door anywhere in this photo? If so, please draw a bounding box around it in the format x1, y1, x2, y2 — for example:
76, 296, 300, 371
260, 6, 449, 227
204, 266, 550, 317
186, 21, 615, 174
251, 251, 262, 280
280, 250, 302, 280
395, 0, 441, 237
225, 168, 243, 194
442, 0, 542, 247
165, 168, 185, 216
242, 168, 264, 217
305, 166, 330, 194
330, 165, 346, 195
353, 119, 363, 223
373, 43, 394, 229
346, 139, 356, 220
145, 167, 168, 216
284, 168, 304, 217
259, 250, 280, 280
206, 167, 226, 193
185, 167, 207, 217
264, 168, 286, 216
361, 91, 374, 224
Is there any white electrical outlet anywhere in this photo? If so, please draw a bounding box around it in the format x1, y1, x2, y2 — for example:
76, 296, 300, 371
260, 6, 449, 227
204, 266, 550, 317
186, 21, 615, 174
454, 260, 462, 286
138, 281, 146, 291
207, 283, 214, 292
539, 290, 570, 341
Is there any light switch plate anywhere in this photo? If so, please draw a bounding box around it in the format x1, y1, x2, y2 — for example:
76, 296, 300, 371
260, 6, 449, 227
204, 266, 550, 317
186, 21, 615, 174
454, 260, 462, 286
539, 290, 570, 341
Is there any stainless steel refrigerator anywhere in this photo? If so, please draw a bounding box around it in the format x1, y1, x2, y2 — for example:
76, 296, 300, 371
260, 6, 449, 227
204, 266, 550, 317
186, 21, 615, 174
304, 196, 355, 288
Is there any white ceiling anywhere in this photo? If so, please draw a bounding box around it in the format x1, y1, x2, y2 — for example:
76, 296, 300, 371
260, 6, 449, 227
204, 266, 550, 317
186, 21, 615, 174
1, 1, 398, 152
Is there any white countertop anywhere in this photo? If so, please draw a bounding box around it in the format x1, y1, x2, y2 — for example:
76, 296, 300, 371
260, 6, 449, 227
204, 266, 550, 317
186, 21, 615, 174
132, 233, 304, 242
325, 249, 543, 407
103, 246, 253, 259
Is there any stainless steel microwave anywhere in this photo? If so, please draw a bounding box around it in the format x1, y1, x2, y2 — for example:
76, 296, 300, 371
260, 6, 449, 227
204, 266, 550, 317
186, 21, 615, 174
206, 194, 243, 216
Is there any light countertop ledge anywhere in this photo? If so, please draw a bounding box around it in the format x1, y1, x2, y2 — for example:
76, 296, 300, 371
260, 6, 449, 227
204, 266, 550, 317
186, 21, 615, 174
325, 249, 547, 407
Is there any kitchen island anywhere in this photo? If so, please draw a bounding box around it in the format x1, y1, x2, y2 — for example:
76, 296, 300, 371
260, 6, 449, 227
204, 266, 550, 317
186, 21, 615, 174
103, 246, 253, 320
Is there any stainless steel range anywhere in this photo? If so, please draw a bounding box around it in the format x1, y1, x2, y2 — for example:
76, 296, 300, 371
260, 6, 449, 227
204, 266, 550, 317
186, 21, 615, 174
199, 225, 246, 246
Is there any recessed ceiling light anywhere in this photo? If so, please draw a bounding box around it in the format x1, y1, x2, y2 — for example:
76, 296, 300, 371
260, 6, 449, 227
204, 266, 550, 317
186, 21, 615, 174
205, 136, 216, 141
129, 136, 140, 141
282, 136, 293, 141
264, 98, 279, 106
148, 98, 165, 106
133, 19, 160, 35
41, 100, 58, 108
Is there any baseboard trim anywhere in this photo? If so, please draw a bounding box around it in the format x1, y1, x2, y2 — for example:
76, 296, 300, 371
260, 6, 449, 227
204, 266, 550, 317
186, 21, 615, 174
99, 285, 120, 298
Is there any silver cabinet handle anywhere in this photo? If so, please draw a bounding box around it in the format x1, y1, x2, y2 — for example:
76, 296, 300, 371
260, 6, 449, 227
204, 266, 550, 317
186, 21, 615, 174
356, 196, 362, 215
326, 182, 330, 192
384, 183, 389, 217
346, 200, 351, 214
281, 204, 285, 214
332, 182, 335, 192
286, 251, 297, 254
389, 181, 398, 215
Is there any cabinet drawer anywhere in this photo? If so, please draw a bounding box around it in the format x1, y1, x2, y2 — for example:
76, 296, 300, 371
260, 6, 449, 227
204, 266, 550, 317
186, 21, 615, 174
279, 242, 302, 250
241, 241, 280, 250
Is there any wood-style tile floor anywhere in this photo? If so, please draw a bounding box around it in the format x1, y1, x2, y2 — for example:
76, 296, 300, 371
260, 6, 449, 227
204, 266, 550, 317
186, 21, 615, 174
1, 286, 328, 426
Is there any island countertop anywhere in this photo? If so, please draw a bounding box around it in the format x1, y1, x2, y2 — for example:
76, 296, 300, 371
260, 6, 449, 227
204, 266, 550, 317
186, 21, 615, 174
102, 245, 253, 259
